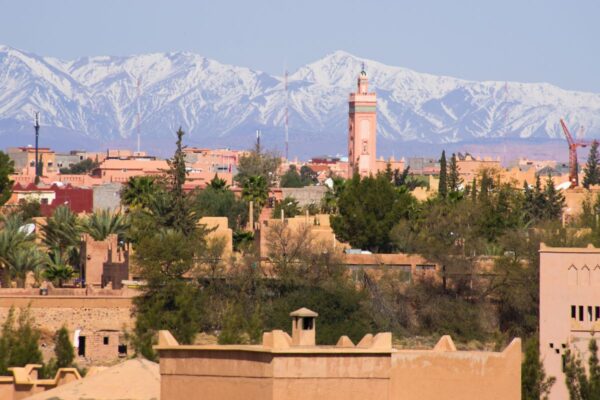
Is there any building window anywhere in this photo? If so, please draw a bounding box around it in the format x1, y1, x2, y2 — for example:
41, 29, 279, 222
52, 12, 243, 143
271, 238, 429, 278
596, 307, 600, 321
103, 336, 109, 345
572, 305, 577, 319
416, 264, 436, 271
579, 306, 584, 322
589, 306, 593, 322
302, 318, 314, 330
549, 343, 554, 348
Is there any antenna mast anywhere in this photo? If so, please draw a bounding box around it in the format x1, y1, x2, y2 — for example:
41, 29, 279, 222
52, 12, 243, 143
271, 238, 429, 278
34, 112, 40, 178
136, 77, 141, 153
284, 69, 289, 161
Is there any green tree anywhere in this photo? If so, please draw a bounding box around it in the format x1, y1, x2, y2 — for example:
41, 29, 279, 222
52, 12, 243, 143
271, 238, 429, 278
83, 209, 129, 241
242, 175, 269, 209
544, 175, 565, 220
331, 173, 415, 252
438, 150, 448, 198
54, 326, 75, 368
17, 199, 41, 219
59, 158, 99, 175
41, 206, 81, 266
44, 254, 75, 287
208, 174, 228, 190
564, 338, 600, 400
583, 140, 600, 189
280, 165, 303, 188
272, 196, 300, 219
448, 153, 462, 193
0, 152, 14, 207
121, 176, 158, 209
167, 128, 197, 235
522, 337, 555, 400
8, 244, 47, 288
234, 142, 281, 188
194, 185, 248, 231
299, 165, 317, 186
0, 307, 43, 375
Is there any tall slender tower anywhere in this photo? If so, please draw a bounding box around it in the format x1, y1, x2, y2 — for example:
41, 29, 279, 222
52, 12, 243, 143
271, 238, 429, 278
34, 112, 40, 178
348, 65, 377, 177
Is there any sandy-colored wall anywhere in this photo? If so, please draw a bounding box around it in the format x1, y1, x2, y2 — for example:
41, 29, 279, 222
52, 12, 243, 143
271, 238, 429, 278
159, 349, 273, 400
0, 296, 133, 332
390, 340, 521, 400
539, 244, 600, 400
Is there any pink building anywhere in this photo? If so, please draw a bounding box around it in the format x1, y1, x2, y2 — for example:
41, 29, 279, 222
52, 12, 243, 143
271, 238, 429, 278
539, 243, 600, 400
348, 68, 377, 177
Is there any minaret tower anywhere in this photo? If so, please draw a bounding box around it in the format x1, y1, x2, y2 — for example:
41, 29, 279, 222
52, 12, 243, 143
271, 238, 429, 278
348, 64, 377, 177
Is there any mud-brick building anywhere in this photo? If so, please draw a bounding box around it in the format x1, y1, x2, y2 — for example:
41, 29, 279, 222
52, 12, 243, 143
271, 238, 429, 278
156, 308, 521, 400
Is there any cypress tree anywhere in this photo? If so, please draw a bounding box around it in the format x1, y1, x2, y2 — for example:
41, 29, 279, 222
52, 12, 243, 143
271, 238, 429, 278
54, 326, 74, 368
583, 140, 600, 189
521, 337, 555, 400
438, 150, 448, 198
448, 153, 462, 193
544, 174, 565, 220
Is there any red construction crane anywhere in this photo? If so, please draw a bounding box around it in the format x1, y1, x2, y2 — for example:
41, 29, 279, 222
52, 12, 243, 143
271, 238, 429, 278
560, 119, 590, 187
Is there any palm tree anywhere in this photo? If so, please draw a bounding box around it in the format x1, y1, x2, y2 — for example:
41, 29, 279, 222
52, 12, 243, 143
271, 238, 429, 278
242, 175, 268, 208
41, 206, 81, 265
121, 176, 157, 209
209, 174, 229, 191
83, 209, 129, 241
0, 213, 36, 286
8, 244, 47, 288
44, 253, 75, 288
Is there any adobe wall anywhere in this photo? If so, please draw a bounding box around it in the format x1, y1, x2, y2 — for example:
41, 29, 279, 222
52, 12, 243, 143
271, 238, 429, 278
0, 296, 134, 332
159, 349, 274, 400
270, 354, 391, 400
390, 339, 521, 400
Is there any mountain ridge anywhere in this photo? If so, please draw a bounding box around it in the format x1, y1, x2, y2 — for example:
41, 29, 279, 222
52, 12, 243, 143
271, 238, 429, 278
1, 45, 599, 157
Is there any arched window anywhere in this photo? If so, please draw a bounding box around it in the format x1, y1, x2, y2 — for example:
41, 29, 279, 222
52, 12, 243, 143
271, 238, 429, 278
568, 265, 578, 286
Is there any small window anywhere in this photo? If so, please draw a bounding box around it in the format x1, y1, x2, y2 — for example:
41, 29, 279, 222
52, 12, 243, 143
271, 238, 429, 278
579, 306, 584, 322
549, 343, 554, 348
555, 349, 560, 354
302, 318, 314, 330
29, 161, 35, 167
103, 336, 109, 345
47, 162, 53, 167
572, 305, 577, 319
589, 306, 593, 322
118, 344, 127, 356
596, 307, 600, 321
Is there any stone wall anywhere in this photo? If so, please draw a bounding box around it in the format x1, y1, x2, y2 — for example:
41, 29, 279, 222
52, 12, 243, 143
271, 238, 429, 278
93, 182, 122, 212
281, 186, 327, 207
0, 296, 134, 333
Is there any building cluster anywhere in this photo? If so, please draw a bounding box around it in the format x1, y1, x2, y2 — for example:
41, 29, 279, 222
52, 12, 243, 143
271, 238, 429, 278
2, 67, 600, 400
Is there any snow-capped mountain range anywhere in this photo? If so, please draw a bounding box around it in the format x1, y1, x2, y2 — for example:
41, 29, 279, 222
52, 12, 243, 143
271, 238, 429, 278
1, 44, 599, 157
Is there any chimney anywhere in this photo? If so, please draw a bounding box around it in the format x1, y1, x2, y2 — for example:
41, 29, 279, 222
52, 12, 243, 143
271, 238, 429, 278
290, 307, 318, 346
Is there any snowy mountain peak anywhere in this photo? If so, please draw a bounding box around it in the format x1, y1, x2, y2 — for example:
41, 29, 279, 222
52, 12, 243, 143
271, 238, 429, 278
0, 45, 599, 155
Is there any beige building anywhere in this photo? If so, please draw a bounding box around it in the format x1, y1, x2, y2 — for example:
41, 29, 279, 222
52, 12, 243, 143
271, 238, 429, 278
540, 243, 600, 400
156, 308, 521, 400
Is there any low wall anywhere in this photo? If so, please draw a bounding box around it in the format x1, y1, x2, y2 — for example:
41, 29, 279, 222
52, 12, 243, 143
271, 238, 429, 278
0, 296, 134, 332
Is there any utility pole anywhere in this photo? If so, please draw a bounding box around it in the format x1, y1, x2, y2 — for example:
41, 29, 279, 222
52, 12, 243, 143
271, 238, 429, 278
34, 112, 40, 178
136, 77, 141, 154
285, 69, 289, 161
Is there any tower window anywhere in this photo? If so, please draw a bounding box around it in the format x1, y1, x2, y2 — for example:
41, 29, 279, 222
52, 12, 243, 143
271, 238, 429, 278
302, 318, 313, 330
579, 306, 584, 321
572, 305, 577, 319
103, 336, 109, 345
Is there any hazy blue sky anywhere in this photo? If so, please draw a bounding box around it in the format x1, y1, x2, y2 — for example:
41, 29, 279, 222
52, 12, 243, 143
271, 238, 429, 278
1, 0, 599, 92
